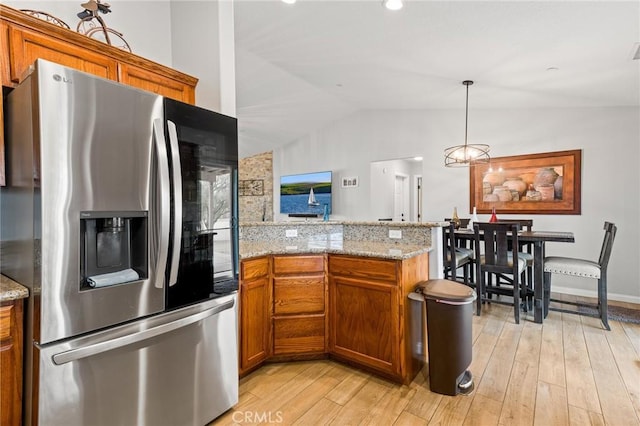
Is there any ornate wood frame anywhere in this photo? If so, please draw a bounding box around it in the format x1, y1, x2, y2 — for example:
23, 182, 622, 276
470, 149, 581, 215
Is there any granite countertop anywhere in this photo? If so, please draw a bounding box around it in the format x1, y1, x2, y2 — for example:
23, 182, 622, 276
1, 275, 29, 302
241, 220, 447, 227
240, 239, 430, 260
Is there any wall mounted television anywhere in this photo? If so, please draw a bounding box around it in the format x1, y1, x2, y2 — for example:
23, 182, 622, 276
280, 171, 332, 216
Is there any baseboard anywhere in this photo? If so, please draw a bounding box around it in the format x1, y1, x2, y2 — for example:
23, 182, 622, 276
552, 285, 640, 306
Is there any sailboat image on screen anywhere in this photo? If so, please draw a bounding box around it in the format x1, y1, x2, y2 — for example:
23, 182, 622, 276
308, 187, 320, 206
280, 170, 332, 217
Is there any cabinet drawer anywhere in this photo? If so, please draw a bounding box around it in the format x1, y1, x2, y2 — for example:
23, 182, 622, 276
329, 255, 397, 282
273, 255, 324, 275
273, 316, 325, 355
241, 257, 269, 280
274, 277, 325, 315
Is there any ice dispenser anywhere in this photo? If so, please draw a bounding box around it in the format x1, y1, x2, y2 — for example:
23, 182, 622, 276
80, 211, 148, 289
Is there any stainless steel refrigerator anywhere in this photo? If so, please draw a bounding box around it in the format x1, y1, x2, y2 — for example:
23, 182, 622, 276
1, 59, 239, 425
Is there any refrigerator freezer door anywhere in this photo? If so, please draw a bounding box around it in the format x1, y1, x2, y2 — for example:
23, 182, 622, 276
22, 60, 166, 343
35, 295, 239, 426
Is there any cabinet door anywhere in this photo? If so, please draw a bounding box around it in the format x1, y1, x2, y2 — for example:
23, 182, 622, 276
1, 21, 10, 86
240, 275, 270, 372
118, 63, 196, 104
239, 257, 270, 373
328, 275, 399, 377
0, 87, 5, 187
8, 26, 118, 83
0, 301, 23, 426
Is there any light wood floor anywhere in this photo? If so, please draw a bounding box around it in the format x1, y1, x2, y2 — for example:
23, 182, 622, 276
213, 302, 640, 426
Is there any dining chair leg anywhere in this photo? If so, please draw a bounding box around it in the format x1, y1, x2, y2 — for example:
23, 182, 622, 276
463, 264, 469, 287
513, 278, 520, 324
476, 272, 483, 316
598, 275, 610, 331
543, 271, 551, 318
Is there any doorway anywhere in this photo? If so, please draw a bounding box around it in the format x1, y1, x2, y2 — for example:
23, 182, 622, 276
393, 173, 410, 222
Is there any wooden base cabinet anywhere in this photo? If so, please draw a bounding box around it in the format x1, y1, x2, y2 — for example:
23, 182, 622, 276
272, 255, 326, 356
328, 253, 429, 384
0, 299, 24, 426
239, 251, 429, 384
239, 257, 270, 375
329, 256, 400, 379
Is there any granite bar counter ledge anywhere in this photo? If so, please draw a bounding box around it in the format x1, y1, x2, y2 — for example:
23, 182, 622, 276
239, 220, 447, 260
1, 274, 29, 302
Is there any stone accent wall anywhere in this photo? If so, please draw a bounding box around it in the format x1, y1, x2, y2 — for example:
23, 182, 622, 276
238, 151, 273, 222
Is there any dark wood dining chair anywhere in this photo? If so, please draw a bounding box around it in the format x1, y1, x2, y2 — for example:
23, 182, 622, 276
496, 219, 534, 309
473, 222, 527, 323
543, 221, 617, 330
443, 222, 473, 287
444, 218, 475, 281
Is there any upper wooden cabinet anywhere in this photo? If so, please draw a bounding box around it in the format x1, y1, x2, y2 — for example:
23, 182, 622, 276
0, 4, 198, 187
0, 5, 197, 103
8, 26, 118, 83
119, 63, 195, 105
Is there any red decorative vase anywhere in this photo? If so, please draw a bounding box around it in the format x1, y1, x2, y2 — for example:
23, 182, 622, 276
489, 207, 498, 223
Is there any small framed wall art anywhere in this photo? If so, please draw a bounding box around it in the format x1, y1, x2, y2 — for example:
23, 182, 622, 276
341, 176, 359, 188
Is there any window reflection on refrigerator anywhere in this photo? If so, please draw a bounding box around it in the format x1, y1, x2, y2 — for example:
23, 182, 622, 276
197, 166, 233, 285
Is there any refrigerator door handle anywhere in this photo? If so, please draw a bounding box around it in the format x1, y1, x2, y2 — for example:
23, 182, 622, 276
152, 118, 171, 289
52, 299, 235, 365
166, 120, 182, 287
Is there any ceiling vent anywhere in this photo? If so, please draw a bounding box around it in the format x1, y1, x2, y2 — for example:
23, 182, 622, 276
633, 43, 640, 60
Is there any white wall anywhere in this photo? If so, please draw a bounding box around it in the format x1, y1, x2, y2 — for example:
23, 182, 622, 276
169, 1, 236, 114
273, 106, 640, 302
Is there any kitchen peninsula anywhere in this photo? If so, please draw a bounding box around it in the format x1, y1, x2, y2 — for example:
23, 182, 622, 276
238, 221, 444, 385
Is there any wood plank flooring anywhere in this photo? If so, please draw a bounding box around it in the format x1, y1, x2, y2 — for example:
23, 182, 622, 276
212, 301, 640, 426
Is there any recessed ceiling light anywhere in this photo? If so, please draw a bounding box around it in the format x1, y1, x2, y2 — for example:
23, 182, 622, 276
383, 0, 403, 11
282, 0, 296, 4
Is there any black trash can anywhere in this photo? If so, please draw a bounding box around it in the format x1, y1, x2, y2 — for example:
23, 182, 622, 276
414, 279, 476, 396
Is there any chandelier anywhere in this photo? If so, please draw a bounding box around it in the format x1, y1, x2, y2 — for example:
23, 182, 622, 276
444, 80, 490, 167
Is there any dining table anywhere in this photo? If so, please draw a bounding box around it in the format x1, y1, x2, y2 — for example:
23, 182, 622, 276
452, 228, 575, 323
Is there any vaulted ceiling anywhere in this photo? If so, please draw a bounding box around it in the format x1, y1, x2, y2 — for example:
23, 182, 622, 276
234, 1, 640, 156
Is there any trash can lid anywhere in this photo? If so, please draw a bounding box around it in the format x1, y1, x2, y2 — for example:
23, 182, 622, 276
415, 279, 477, 303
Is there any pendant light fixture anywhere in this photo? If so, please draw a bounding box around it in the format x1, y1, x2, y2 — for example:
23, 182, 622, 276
444, 80, 490, 167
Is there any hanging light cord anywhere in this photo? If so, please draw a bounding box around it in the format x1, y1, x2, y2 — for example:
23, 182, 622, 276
463, 80, 472, 149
